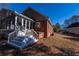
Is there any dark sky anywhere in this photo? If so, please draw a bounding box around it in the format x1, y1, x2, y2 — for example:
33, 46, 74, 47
0, 3, 79, 25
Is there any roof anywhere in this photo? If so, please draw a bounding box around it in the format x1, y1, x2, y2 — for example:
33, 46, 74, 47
22, 7, 47, 19
22, 7, 53, 26
71, 16, 79, 19
14, 11, 34, 22
0, 8, 34, 22
67, 22, 79, 28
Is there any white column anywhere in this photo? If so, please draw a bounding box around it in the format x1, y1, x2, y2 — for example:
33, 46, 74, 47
22, 18, 24, 26
15, 16, 17, 30
25, 20, 27, 29
29, 21, 30, 29
25, 20, 27, 33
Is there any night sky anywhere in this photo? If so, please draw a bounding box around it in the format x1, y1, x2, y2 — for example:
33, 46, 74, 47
0, 3, 79, 25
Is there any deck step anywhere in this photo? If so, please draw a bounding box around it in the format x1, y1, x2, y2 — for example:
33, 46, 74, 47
8, 36, 38, 48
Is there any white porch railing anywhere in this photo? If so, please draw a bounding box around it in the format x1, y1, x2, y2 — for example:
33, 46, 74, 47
31, 29, 38, 39
25, 29, 38, 39
8, 29, 38, 42
8, 30, 18, 43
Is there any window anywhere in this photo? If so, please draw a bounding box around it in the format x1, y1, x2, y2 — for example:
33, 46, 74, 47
35, 22, 40, 28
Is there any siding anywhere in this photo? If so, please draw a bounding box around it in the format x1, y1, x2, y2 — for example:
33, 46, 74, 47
66, 27, 79, 35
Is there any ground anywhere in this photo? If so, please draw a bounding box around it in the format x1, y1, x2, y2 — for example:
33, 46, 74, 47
0, 33, 79, 56
38, 33, 79, 55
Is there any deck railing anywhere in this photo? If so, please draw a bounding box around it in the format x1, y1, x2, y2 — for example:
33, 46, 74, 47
8, 30, 18, 43
31, 29, 38, 39
8, 29, 38, 43
25, 29, 38, 39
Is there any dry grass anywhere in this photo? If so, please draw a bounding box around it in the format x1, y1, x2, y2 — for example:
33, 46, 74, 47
38, 33, 79, 55
0, 33, 79, 56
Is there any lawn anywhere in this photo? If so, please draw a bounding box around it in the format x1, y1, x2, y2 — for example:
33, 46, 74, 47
0, 33, 79, 56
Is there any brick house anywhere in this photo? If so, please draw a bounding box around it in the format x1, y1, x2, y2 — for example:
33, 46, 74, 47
0, 8, 53, 48
22, 7, 54, 38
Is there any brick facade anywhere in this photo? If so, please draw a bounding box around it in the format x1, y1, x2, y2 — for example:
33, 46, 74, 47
47, 21, 53, 37
22, 7, 54, 38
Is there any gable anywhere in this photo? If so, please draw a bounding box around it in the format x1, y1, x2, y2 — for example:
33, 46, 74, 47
22, 7, 48, 21
22, 7, 53, 27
